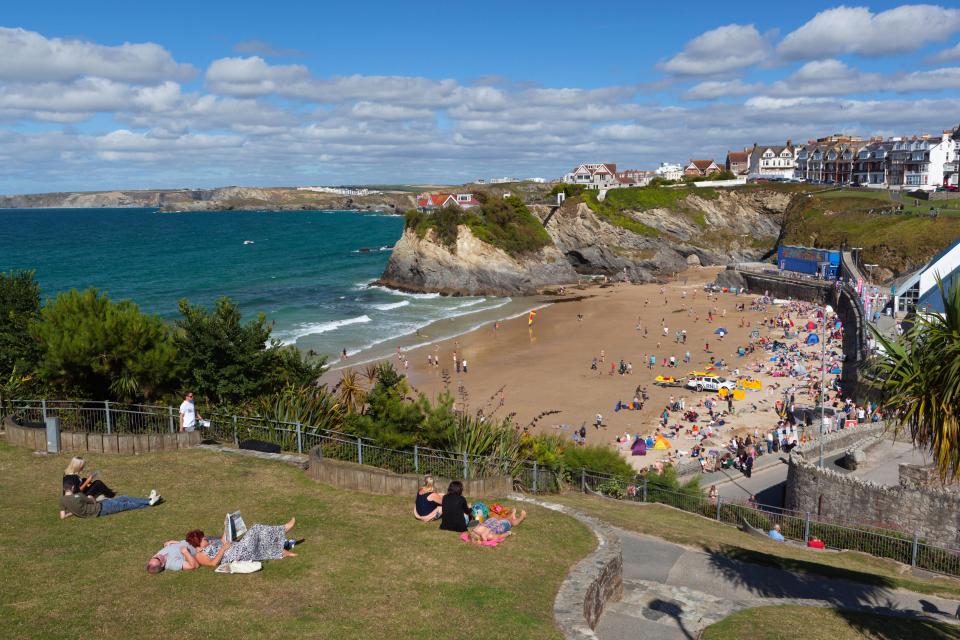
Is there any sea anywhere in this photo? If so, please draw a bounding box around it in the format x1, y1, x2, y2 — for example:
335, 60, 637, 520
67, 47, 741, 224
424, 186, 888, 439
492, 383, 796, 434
0, 208, 541, 365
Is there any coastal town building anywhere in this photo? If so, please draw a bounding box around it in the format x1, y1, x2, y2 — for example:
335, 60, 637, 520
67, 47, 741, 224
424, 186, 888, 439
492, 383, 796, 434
892, 237, 960, 314
562, 163, 619, 189
796, 130, 958, 189
616, 169, 655, 187
654, 162, 684, 181
725, 150, 750, 176
683, 159, 721, 177
416, 192, 480, 211
748, 142, 798, 178
297, 186, 382, 196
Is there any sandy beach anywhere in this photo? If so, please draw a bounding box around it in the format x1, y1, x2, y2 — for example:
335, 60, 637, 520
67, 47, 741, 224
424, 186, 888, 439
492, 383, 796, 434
334, 267, 839, 470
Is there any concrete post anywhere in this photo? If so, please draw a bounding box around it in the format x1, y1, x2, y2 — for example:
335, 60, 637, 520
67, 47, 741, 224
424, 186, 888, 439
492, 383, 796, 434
41, 399, 47, 422
715, 496, 723, 521
232, 415, 239, 448
414, 445, 419, 473
168, 406, 175, 433
911, 531, 920, 567
357, 437, 363, 465
296, 422, 302, 454
581, 468, 586, 492
104, 400, 112, 435
533, 461, 538, 493
462, 452, 468, 480
804, 513, 812, 543
642, 478, 648, 503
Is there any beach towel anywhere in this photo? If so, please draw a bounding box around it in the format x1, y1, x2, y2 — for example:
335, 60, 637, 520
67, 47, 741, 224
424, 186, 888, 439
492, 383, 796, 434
215, 561, 262, 574
460, 532, 500, 547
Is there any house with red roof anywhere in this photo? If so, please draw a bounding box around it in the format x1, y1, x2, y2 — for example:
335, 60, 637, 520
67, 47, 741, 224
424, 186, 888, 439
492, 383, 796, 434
562, 163, 620, 189
416, 192, 480, 211
725, 151, 750, 176
683, 159, 721, 177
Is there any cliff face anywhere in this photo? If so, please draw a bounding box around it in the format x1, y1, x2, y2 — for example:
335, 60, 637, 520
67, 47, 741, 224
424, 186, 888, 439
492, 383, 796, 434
378, 188, 794, 295
0, 186, 416, 212
377, 226, 578, 296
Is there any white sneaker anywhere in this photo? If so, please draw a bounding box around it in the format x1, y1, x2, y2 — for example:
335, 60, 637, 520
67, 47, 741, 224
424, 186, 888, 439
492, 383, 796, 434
148, 491, 161, 506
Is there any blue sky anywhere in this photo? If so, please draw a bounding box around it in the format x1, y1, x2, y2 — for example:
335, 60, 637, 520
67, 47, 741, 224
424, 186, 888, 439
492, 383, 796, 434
1, 1, 959, 192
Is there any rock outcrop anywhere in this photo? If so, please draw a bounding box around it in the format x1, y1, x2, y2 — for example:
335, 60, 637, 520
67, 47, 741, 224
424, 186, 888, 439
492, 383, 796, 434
377, 188, 796, 296
376, 226, 578, 296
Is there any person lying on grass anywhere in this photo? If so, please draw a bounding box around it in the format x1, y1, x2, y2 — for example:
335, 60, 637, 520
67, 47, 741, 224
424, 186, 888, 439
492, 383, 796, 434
414, 474, 443, 522
60, 477, 161, 519
146, 518, 300, 574
467, 509, 527, 544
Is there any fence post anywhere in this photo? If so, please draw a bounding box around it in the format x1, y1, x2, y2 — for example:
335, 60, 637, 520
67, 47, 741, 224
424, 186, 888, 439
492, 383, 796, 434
642, 477, 648, 503
715, 496, 723, 521
232, 415, 239, 448
463, 452, 468, 480
804, 513, 811, 543
357, 437, 363, 465
581, 468, 586, 492
168, 406, 175, 433
296, 422, 302, 454
533, 461, 538, 493
104, 400, 112, 435
414, 445, 419, 473
41, 399, 47, 421
911, 531, 920, 567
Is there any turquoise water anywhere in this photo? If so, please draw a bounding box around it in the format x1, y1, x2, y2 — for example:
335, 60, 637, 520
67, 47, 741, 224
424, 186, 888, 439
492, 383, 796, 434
0, 208, 516, 361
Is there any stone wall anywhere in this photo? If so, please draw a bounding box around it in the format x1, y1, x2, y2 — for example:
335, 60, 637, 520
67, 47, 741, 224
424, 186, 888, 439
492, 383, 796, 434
785, 456, 960, 547
791, 422, 886, 462
508, 493, 623, 638
899, 464, 943, 490
3, 417, 201, 453
307, 447, 512, 498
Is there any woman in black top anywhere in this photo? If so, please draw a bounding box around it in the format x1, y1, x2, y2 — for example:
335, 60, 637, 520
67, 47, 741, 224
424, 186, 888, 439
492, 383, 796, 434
63, 456, 116, 500
439, 480, 471, 532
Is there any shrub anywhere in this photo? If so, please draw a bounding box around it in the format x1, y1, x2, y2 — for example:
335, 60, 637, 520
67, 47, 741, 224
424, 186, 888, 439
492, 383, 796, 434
0, 270, 41, 379
561, 444, 634, 478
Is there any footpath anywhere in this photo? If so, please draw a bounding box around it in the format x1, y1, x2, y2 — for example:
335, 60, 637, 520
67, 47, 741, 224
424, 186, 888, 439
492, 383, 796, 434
595, 528, 960, 640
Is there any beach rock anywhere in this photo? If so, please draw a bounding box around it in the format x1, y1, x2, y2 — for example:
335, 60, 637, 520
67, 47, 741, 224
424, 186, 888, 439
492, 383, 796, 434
841, 448, 866, 470
376, 226, 577, 296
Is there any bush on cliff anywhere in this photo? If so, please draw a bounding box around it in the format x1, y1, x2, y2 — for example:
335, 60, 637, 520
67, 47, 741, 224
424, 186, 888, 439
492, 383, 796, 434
403, 196, 551, 257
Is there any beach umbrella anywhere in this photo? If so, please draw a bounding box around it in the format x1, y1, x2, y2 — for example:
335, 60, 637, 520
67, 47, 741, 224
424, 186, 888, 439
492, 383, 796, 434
806, 321, 816, 330
714, 327, 727, 334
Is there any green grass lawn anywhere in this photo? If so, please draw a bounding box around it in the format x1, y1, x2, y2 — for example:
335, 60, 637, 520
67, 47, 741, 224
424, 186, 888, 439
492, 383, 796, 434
549, 493, 960, 599
701, 605, 960, 640
0, 442, 594, 640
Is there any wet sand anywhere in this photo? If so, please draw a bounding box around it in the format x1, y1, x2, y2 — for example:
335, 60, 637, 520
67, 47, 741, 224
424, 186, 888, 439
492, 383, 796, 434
335, 267, 834, 470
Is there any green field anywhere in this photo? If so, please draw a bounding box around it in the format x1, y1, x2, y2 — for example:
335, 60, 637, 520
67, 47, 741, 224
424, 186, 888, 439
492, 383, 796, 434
0, 443, 594, 640
701, 605, 960, 640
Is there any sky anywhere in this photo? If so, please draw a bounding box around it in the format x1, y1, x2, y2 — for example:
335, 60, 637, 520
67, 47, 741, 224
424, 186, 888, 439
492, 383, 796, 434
1, 1, 960, 193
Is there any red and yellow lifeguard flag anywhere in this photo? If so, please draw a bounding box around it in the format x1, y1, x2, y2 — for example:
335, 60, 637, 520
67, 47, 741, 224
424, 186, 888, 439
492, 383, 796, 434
528, 310, 537, 326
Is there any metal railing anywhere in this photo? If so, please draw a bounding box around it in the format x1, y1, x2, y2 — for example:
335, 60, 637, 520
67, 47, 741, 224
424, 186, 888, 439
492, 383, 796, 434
581, 471, 960, 579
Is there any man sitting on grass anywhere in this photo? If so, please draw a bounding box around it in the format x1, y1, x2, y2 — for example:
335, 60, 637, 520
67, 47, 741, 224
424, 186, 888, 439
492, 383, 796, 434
59, 478, 162, 519
768, 524, 785, 542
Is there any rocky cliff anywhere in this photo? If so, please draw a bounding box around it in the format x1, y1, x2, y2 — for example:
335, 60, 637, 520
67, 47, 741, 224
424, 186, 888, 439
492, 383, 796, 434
0, 186, 416, 212
377, 226, 578, 296
378, 187, 795, 295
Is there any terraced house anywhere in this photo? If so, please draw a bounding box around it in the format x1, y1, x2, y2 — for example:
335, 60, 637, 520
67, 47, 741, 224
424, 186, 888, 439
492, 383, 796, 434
748, 141, 798, 179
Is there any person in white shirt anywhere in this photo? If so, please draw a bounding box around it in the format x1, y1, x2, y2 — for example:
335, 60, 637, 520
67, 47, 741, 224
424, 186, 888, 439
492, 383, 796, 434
179, 392, 202, 432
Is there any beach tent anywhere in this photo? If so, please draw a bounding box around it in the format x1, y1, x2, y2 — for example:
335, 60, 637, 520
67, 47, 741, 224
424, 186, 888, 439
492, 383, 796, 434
645, 436, 655, 447
793, 363, 808, 376
714, 327, 727, 334
805, 333, 820, 345
631, 438, 647, 456
653, 435, 671, 450
806, 321, 816, 330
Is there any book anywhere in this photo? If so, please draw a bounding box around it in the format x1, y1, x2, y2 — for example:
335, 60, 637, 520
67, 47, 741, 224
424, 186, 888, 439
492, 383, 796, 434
224, 511, 247, 543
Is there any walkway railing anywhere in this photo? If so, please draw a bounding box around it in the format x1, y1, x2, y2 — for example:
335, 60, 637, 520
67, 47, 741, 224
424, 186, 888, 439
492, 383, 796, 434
581, 471, 960, 579
7, 399, 560, 491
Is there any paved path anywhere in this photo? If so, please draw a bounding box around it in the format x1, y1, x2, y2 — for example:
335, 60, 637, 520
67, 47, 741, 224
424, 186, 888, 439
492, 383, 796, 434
596, 529, 960, 640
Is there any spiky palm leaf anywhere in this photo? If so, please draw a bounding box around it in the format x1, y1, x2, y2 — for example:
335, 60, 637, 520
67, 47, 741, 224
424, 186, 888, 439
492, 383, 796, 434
336, 369, 367, 415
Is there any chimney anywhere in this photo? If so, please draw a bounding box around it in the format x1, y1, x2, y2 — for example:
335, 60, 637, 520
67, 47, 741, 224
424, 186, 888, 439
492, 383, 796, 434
786, 139, 792, 147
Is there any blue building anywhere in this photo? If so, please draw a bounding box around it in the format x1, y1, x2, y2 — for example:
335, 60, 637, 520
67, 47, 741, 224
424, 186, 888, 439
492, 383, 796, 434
777, 245, 841, 279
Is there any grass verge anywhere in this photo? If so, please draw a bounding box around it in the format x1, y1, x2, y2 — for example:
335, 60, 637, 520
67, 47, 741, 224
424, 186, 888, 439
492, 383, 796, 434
700, 605, 960, 639
548, 493, 960, 599
0, 442, 594, 640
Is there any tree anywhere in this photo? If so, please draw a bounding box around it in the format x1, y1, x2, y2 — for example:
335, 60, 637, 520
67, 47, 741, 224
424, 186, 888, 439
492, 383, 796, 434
867, 278, 960, 479
31, 289, 179, 401
174, 297, 324, 406
0, 270, 42, 378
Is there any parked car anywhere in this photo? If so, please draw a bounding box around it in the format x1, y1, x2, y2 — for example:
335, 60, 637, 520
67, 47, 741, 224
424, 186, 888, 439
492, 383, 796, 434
686, 373, 736, 393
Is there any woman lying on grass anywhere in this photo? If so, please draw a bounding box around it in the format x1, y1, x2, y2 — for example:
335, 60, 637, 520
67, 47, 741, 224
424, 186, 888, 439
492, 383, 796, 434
468, 509, 527, 544
147, 518, 300, 573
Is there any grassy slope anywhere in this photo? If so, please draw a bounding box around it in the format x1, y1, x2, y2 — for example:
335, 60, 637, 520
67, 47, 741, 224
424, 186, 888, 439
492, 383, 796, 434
549, 493, 960, 599
0, 443, 594, 640
701, 605, 960, 640
580, 186, 723, 237
784, 189, 960, 273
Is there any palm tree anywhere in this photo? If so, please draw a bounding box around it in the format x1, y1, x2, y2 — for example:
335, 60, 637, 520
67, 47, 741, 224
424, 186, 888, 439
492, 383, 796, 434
336, 369, 367, 415
867, 277, 960, 479
361, 363, 380, 389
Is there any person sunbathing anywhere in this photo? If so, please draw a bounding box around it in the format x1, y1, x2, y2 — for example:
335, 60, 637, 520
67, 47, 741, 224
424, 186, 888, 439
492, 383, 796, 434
414, 475, 443, 522
147, 518, 298, 573
60, 478, 160, 519
468, 509, 527, 544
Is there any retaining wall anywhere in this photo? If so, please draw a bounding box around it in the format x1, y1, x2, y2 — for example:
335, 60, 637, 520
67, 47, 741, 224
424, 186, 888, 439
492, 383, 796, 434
306, 446, 512, 497
785, 455, 960, 547
3, 417, 201, 453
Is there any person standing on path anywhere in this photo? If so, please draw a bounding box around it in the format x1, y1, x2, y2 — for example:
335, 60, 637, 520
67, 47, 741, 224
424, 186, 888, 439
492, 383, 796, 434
179, 392, 202, 433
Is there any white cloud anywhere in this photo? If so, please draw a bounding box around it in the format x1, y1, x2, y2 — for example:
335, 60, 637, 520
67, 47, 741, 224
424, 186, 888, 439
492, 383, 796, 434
660, 24, 770, 75
768, 59, 882, 96
779, 5, 960, 59
890, 67, 960, 92
683, 79, 764, 100
0, 27, 194, 82
929, 42, 960, 63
